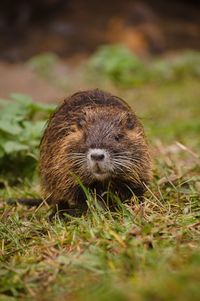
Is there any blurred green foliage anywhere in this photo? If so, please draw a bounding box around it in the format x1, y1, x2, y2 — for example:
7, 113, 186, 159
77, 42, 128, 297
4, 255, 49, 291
87, 44, 200, 86
88, 44, 148, 86
0, 94, 55, 180
27, 52, 69, 89
27, 52, 58, 79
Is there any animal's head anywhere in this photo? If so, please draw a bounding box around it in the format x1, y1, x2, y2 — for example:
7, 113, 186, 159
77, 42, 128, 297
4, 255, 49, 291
63, 106, 150, 185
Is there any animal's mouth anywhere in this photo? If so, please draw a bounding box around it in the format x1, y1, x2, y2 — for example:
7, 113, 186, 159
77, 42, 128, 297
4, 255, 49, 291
92, 163, 109, 180
94, 163, 103, 173
93, 171, 109, 180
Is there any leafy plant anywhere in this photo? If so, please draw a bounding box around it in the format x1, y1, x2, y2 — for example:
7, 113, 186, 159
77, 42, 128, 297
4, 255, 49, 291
87, 45, 200, 87
87, 44, 150, 86
0, 94, 56, 181
151, 51, 200, 81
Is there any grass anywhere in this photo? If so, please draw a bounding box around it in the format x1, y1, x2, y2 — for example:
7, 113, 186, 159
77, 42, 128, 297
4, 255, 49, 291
0, 59, 200, 300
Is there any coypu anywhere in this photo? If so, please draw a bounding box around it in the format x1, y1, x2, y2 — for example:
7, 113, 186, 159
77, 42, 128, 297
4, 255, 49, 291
39, 89, 152, 217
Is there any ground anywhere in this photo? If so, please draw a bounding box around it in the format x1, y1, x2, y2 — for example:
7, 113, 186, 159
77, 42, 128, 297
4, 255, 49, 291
0, 50, 199, 301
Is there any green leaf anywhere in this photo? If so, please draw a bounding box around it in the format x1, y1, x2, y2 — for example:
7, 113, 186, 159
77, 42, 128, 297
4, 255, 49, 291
3, 141, 29, 154
0, 120, 22, 135
0, 102, 29, 122
10, 93, 33, 104
11, 93, 56, 114
25, 101, 56, 113
21, 120, 46, 141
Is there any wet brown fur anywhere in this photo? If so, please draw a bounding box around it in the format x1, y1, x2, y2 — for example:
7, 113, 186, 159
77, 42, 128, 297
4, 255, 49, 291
40, 89, 152, 214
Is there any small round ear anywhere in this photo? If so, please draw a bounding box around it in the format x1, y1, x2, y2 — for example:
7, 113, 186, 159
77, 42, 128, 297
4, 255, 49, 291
126, 113, 136, 129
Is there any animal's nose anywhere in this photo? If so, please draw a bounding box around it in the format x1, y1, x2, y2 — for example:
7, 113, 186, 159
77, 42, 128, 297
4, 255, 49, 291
91, 153, 105, 161
90, 149, 105, 161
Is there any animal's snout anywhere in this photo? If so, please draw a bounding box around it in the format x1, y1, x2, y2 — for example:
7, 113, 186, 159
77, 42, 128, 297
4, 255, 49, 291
87, 148, 110, 180
88, 148, 107, 162
90, 152, 105, 161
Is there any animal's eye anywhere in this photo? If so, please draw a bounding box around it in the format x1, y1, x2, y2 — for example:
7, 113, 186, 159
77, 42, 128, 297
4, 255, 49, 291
114, 134, 124, 142
77, 118, 85, 129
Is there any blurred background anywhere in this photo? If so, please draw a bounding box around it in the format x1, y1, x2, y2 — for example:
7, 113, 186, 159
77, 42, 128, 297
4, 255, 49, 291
0, 0, 200, 102
0, 0, 200, 179
0, 3, 200, 299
